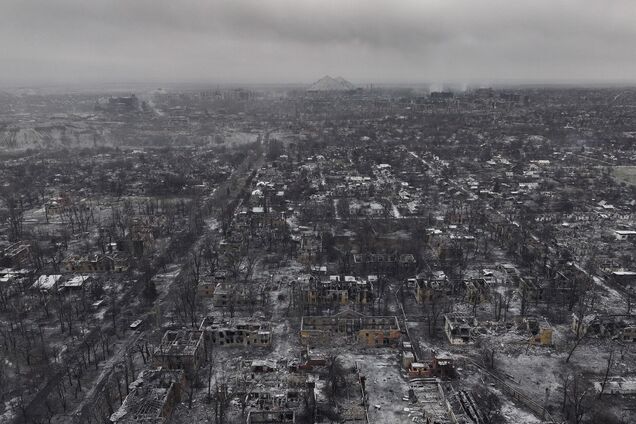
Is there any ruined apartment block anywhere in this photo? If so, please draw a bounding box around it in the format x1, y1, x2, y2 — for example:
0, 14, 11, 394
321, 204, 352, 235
199, 317, 272, 347
411, 270, 448, 303
300, 309, 401, 347
153, 330, 206, 370
110, 369, 185, 423
239, 359, 309, 421
352, 252, 416, 275
301, 275, 374, 305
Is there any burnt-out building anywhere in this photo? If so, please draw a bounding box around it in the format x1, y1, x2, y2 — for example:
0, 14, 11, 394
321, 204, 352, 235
300, 309, 400, 347
444, 314, 478, 345
154, 330, 206, 370
352, 253, 416, 276
199, 317, 272, 347
110, 369, 185, 423
412, 270, 449, 303
300, 275, 374, 305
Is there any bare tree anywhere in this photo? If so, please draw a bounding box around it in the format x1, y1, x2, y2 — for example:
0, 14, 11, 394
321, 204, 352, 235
423, 286, 447, 338
566, 290, 591, 363
212, 377, 230, 424
471, 384, 505, 424
183, 365, 202, 409
1, 193, 25, 242
107, 283, 120, 336
598, 348, 615, 399
60, 197, 94, 235
325, 354, 347, 403
479, 344, 496, 370
563, 374, 593, 424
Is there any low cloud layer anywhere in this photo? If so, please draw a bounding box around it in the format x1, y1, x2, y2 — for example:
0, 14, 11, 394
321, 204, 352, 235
1, 0, 635, 86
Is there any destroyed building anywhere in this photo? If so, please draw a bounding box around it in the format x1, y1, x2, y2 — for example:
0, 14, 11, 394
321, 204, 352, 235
153, 330, 206, 370
407, 350, 455, 380
110, 369, 185, 423
593, 377, 636, 396
523, 316, 553, 346
197, 271, 227, 298
412, 270, 448, 303
300, 275, 374, 305
62, 253, 129, 273
352, 252, 416, 275
236, 358, 310, 422
199, 317, 272, 347
444, 314, 478, 345
300, 309, 400, 347
247, 410, 296, 424
212, 281, 260, 308
572, 313, 636, 342
464, 278, 491, 304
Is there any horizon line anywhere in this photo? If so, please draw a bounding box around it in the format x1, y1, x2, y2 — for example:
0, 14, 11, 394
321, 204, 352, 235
3, 78, 636, 91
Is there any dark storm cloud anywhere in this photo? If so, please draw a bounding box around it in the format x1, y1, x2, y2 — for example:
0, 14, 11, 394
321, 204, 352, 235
1, 0, 635, 86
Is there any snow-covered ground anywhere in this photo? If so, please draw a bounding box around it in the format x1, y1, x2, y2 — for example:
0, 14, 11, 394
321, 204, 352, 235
591, 275, 628, 314
391, 202, 402, 219
347, 352, 412, 423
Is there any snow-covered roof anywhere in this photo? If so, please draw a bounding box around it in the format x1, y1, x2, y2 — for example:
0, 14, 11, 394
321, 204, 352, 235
32, 274, 62, 290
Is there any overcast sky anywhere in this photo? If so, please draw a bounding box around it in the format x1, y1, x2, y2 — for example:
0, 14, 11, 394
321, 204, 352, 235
1, 0, 636, 87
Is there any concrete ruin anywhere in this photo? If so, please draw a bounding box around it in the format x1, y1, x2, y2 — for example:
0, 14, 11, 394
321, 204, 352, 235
300, 275, 374, 305
110, 369, 185, 423
413, 271, 449, 303
300, 309, 401, 347
153, 330, 206, 370
572, 313, 636, 342
199, 317, 272, 347
444, 314, 478, 345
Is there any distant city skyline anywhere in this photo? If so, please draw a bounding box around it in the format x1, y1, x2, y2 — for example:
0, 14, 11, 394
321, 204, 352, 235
1, 0, 636, 87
